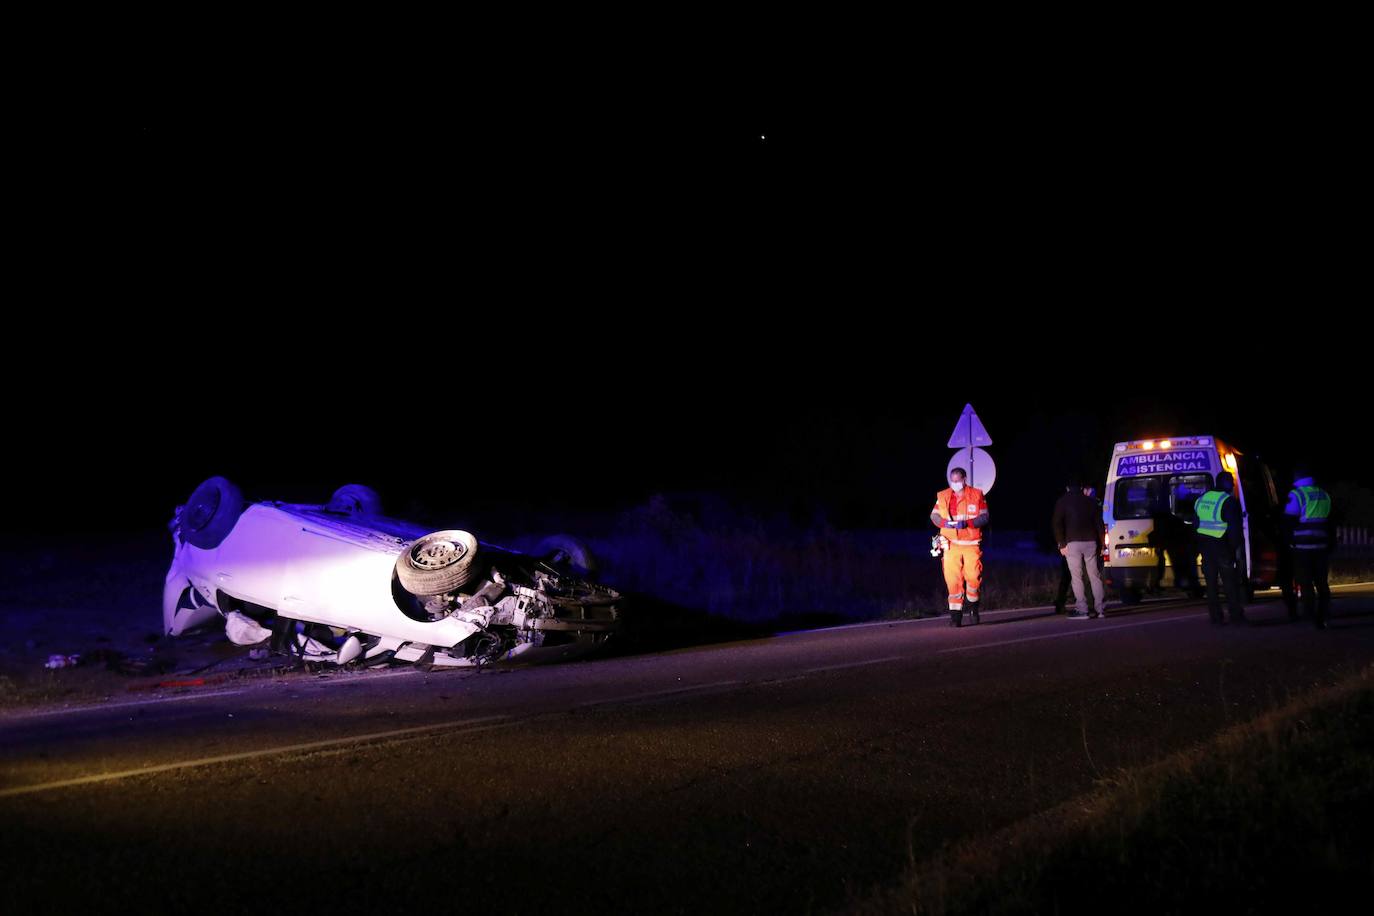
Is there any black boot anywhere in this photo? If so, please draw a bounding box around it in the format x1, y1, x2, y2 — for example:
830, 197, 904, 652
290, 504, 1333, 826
269, 617, 296, 655
949, 611, 962, 628
968, 601, 980, 625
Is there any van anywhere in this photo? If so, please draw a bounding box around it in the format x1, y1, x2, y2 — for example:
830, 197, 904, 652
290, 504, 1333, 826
1103, 436, 1282, 604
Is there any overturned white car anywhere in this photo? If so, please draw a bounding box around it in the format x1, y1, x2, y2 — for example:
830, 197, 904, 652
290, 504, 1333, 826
163, 477, 621, 667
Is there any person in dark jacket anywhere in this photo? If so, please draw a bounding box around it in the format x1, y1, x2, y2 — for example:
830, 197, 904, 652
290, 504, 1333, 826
1194, 471, 1248, 625
1053, 478, 1106, 619
1162, 504, 1202, 596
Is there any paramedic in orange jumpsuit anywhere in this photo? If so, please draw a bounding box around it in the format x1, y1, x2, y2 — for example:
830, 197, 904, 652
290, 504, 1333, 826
931, 467, 989, 626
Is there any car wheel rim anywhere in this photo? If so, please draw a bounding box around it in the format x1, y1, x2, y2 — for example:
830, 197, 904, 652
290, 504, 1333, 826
410, 537, 468, 571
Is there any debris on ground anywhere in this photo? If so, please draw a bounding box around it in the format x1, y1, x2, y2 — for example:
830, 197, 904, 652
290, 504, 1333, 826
40, 648, 178, 676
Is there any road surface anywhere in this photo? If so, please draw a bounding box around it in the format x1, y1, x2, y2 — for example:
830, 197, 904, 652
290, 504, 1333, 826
3, 586, 1371, 912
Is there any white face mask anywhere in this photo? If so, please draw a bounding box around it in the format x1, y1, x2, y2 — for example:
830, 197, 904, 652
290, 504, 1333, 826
950, 480, 965, 492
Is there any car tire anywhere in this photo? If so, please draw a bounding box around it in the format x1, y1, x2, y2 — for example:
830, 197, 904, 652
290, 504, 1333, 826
181, 476, 246, 549
1120, 585, 1143, 606
396, 530, 480, 596
327, 483, 382, 516
536, 534, 598, 575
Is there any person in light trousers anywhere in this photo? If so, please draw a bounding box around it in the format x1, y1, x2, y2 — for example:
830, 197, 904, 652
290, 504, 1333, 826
1053, 476, 1107, 619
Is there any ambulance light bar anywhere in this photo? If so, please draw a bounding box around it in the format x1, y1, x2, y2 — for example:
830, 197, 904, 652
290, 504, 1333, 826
1115, 437, 1211, 452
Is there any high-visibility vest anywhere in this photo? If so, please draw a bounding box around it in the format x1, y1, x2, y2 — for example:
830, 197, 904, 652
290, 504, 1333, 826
932, 487, 986, 546
1294, 486, 1331, 522
1290, 485, 1332, 549
1195, 490, 1230, 539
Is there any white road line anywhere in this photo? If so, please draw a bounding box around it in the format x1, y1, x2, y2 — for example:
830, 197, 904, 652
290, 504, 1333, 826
0, 667, 428, 723
936, 612, 1205, 654
0, 681, 745, 798
0, 714, 514, 799
777, 598, 1203, 636
757, 674, 811, 686
0, 689, 251, 722
777, 581, 1374, 637
336, 667, 428, 680
777, 609, 1037, 636
573, 680, 744, 708
804, 656, 907, 674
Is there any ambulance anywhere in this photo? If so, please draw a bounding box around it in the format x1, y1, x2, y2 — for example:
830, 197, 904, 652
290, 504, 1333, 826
1102, 436, 1282, 604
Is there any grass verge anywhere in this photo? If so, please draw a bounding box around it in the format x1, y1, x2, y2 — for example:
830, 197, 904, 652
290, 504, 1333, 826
853, 664, 1374, 915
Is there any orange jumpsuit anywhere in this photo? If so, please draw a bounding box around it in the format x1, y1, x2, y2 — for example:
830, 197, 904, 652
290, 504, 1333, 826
931, 486, 987, 611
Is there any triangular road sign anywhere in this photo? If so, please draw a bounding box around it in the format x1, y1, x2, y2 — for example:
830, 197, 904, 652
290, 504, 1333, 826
947, 403, 992, 448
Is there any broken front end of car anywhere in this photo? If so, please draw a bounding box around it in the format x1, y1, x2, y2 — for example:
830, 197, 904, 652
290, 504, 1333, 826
389, 529, 622, 667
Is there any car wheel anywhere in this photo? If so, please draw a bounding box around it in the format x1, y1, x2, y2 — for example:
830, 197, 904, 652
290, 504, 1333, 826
536, 534, 598, 575
396, 530, 480, 596
181, 476, 246, 549
1120, 585, 1143, 606
327, 483, 382, 516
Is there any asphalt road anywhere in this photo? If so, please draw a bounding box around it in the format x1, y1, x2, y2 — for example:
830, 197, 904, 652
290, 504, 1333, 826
3, 586, 1372, 913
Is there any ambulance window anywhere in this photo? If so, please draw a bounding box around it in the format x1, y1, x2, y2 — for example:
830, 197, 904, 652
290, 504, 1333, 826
1113, 477, 1166, 519
1169, 474, 1213, 522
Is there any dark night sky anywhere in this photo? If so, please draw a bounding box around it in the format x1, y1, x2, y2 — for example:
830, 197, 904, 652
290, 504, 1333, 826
10, 71, 1369, 537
